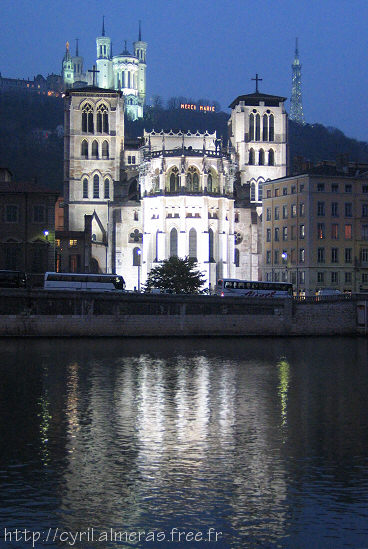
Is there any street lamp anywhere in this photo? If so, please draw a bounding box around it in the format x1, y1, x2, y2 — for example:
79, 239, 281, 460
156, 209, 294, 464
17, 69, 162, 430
137, 248, 142, 292
281, 252, 288, 282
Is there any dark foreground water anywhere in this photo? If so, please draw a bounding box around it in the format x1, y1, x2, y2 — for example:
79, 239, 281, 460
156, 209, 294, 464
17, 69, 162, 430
0, 337, 368, 549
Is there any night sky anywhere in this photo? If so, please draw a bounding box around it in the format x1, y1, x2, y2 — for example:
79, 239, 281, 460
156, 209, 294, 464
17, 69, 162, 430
1, 0, 367, 141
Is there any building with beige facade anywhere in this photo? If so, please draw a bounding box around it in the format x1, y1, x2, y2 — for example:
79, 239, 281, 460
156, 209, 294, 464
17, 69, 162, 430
262, 164, 368, 294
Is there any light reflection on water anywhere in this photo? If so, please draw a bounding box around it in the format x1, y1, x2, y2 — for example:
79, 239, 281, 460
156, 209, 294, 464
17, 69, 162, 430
0, 338, 368, 548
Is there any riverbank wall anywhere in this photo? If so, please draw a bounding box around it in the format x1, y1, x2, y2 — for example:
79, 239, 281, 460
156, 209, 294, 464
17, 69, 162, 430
0, 290, 366, 337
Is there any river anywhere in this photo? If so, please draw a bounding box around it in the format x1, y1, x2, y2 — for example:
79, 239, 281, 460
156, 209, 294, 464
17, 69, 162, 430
0, 337, 368, 548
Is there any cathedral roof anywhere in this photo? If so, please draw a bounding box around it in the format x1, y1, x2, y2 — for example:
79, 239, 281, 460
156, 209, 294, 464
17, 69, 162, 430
229, 92, 287, 109
64, 86, 122, 96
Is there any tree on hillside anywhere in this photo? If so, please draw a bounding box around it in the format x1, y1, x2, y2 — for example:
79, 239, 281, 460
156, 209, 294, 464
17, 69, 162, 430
145, 256, 205, 294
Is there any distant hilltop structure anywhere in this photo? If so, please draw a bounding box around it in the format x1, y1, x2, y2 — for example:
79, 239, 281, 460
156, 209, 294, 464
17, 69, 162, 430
62, 18, 147, 120
0, 72, 62, 96
289, 38, 305, 125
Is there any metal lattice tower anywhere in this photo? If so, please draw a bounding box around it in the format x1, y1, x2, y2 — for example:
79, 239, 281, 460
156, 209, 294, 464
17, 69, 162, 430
290, 38, 305, 124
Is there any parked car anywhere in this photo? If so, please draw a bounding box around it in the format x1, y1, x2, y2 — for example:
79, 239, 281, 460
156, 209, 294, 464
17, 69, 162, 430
317, 288, 341, 296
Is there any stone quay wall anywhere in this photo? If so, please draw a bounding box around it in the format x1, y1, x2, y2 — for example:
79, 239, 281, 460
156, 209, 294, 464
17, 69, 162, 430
0, 290, 365, 337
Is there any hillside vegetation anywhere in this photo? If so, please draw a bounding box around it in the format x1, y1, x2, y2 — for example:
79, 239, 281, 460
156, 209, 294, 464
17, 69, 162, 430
1, 92, 367, 191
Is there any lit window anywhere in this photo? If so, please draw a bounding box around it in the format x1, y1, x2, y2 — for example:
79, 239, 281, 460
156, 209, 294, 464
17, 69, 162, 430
345, 224, 352, 239
317, 223, 325, 239
299, 224, 305, 239
299, 203, 305, 216
291, 204, 297, 217
282, 227, 288, 241
69, 239, 78, 247
299, 248, 305, 263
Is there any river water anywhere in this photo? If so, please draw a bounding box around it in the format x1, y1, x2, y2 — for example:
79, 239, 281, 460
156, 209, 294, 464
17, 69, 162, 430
0, 337, 368, 548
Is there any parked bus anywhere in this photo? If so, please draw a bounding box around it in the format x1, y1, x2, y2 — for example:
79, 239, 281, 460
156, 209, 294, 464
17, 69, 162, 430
215, 279, 293, 298
44, 272, 125, 292
0, 270, 27, 288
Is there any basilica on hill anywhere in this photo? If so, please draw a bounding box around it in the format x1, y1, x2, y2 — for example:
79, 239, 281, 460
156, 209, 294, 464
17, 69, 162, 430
62, 19, 147, 121
61, 23, 288, 290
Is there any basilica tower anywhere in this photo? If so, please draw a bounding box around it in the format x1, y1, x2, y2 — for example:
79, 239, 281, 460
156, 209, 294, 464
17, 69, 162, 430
96, 16, 113, 89
62, 42, 74, 88
133, 21, 147, 107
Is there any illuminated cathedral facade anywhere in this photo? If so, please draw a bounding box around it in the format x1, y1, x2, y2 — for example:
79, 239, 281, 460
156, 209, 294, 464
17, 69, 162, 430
63, 80, 287, 289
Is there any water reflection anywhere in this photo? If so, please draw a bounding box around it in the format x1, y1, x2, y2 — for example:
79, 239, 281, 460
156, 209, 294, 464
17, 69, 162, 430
0, 338, 368, 548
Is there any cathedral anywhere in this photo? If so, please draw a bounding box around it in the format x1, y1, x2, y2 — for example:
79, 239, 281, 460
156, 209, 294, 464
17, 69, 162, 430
63, 78, 287, 290
62, 19, 147, 120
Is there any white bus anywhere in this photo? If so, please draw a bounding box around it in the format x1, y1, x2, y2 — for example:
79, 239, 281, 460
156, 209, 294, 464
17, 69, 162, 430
44, 272, 125, 292
215, 279, 293, 298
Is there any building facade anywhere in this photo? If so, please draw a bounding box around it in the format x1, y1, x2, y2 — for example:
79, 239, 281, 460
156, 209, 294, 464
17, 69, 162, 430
0, 175, 59, 275
62, 21, 147, 120
262, 166, 368, 294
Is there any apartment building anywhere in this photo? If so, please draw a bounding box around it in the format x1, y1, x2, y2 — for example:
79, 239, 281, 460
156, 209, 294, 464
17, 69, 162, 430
262, 165, 368, 294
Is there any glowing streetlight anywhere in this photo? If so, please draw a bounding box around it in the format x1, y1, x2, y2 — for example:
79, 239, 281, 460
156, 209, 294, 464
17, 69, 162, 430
137, 249, 142, 292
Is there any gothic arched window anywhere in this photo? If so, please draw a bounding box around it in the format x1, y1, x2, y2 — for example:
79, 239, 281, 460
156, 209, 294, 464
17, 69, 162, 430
168, 167, 179, 192
263, 114, 269, 141
209, 229, 214, 262
102, 141, 109, 158
234, 248, 240, 268
133, 247, 141, 266
258, 181, 263, 201
255, 114, 261, 141
170, 228, 178, 257
93, 174, 99, 198
186, 166, 200, 192
259, 149, 265, 166
189, 228, 197, 260
92, 140, 98, 158
249, 113, 255, 141
207, 173, 212, 193
250, 182, 256, 201
82, 103, 94, 133
81, 140, 88, 158
249, 148, 255, 165
268, 149, 275, 166
83, 178, 88, 199
269, 114, 274, 141
104, 178, 110, 199
97, 104, 109, 133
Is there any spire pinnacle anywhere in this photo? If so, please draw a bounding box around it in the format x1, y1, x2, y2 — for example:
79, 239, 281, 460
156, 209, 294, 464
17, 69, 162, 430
139, 20, 142, 41
102, 15, 105, 36
295, 37, 299, 57
75, 38, 79, 56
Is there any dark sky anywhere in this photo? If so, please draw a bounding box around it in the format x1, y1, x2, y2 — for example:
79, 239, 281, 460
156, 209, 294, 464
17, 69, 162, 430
1, 0, 367, 142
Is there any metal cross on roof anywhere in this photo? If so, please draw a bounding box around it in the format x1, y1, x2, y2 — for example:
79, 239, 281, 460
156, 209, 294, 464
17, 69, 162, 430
88, 65, 100, 86
251, 73, 263, 93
